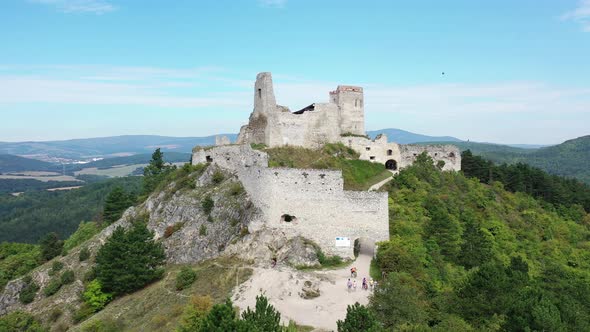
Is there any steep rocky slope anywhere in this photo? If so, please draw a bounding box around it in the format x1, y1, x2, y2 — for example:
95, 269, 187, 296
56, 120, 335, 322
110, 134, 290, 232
0, 164, 320, 330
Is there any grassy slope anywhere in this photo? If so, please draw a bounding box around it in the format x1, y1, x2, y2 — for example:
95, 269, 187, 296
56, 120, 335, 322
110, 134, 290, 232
73, 258, 253, 332
265, 143, 392, 191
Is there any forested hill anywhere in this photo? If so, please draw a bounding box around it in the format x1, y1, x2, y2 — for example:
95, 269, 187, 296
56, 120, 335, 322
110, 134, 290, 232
518, 135, 590, 184
421, 135, 590, 184
0, 154, 55, 173
372, 154, 590, 331
0, 177, 141, 243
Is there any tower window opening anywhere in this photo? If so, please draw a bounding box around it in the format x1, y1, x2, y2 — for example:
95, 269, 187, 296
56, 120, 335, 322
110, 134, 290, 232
206, 156, 213, 163
366, 147, 371, 151
258, 88, 261, 98
387, 149, 393, 156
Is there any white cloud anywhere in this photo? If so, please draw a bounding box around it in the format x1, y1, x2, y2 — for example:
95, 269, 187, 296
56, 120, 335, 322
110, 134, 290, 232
258, 0, 287, 8
29, 0, 116, 14
561, 0, 590, 32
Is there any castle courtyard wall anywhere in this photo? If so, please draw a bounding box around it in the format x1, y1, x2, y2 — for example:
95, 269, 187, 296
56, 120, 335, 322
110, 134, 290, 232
192, 145, 389, 258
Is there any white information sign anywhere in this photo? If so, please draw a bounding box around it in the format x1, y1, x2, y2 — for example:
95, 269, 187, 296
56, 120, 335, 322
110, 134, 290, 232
335, 237, 351, 247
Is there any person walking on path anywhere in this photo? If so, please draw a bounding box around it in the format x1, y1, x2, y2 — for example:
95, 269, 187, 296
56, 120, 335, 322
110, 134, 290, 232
347, 279, 352, 293
353, 280, 357, 291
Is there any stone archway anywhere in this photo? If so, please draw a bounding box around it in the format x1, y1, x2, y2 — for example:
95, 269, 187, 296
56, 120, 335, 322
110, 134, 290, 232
385, 159, 397, 170
355, 237, 376, 257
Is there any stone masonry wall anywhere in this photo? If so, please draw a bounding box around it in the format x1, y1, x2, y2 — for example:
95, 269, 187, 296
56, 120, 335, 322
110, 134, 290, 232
192, 145, 389, 258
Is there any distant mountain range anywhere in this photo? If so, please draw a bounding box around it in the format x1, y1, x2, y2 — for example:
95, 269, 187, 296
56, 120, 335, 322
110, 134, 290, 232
0, 128, 547, 161
2, 130, 588, 184
0, 134, 238, 161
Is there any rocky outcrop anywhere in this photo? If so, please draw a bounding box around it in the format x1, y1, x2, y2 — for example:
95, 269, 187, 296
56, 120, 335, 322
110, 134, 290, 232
225, 230, 320, 268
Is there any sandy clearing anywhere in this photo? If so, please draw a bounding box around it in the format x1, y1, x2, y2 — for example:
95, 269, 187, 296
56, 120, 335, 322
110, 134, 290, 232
233, 253, 374, 331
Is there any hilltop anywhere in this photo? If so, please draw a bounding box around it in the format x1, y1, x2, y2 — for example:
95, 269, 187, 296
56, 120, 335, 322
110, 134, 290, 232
423, 135, 590, 184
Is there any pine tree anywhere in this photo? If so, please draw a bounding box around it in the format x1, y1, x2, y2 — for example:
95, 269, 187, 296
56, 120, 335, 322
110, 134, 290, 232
39, 232, 64, 261
337, 302, 381, 332
142, 148, 174, 195
103, 186, 135, 224
241, 295, 281, 332
95, 222, 165, 295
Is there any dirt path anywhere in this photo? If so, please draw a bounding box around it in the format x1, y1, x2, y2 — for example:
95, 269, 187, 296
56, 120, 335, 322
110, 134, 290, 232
232, 254, 374, 331
368, 170, 395, 191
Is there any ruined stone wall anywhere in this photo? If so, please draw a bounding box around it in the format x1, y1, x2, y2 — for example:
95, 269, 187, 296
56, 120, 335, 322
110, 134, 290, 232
270, 103, 341, 148
192, 145, 389, 258
341, 135, 461, 172
399, 144, 461, 171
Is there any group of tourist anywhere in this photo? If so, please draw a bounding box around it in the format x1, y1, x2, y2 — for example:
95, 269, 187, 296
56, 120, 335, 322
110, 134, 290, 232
347, 267, 377, 292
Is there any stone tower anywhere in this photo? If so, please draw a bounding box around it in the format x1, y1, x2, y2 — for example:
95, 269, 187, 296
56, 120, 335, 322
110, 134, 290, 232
254, 72, 277, 115
330, 85, 365, 136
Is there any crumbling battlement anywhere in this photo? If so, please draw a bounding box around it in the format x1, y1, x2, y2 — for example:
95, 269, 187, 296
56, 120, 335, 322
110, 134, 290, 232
237, 72, 365, 148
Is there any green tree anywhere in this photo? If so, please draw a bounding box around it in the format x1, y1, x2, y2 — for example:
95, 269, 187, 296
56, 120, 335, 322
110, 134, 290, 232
424, 197, 463, 261
39, 232, 63, 261
241, 295, 281, 332
337, 302, 380, 332
458, 214, 494, 269
177, 295, 213, 332
369, 273, 428, 330
200, 298, 242, 332
103, 187, 135, 224
142, 148, 175, 195
95, 222, 165, 295
82, 279, 112, 312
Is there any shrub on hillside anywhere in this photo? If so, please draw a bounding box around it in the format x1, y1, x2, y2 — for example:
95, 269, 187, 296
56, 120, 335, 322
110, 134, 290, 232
18, 275, 39, 304
212, 170, 225, 184
49, 260, 64, 276
60, 270, 75, 285
199, 225, 207, 236
177, 295, 213, 332
201, 195, 214, 215
175, 267, 197, 291
43, 277, 62, 297
0, 311, 45, 332
79, 247, 91, 262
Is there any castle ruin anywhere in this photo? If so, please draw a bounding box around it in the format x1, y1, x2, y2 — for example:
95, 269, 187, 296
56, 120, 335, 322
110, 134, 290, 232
194, 72, 461, 258
236, 72, 461, 172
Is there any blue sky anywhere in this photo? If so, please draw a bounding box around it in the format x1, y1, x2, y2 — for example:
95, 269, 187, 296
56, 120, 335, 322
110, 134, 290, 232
0, 0, 589, 144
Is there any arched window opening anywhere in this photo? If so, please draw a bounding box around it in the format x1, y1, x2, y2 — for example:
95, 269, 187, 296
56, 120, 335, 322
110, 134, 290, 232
449, 152, 456, 158
385, 159, 398, 170
206, 156, 213, 163
387, 149, 393, 156
258, 88, 262, 98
